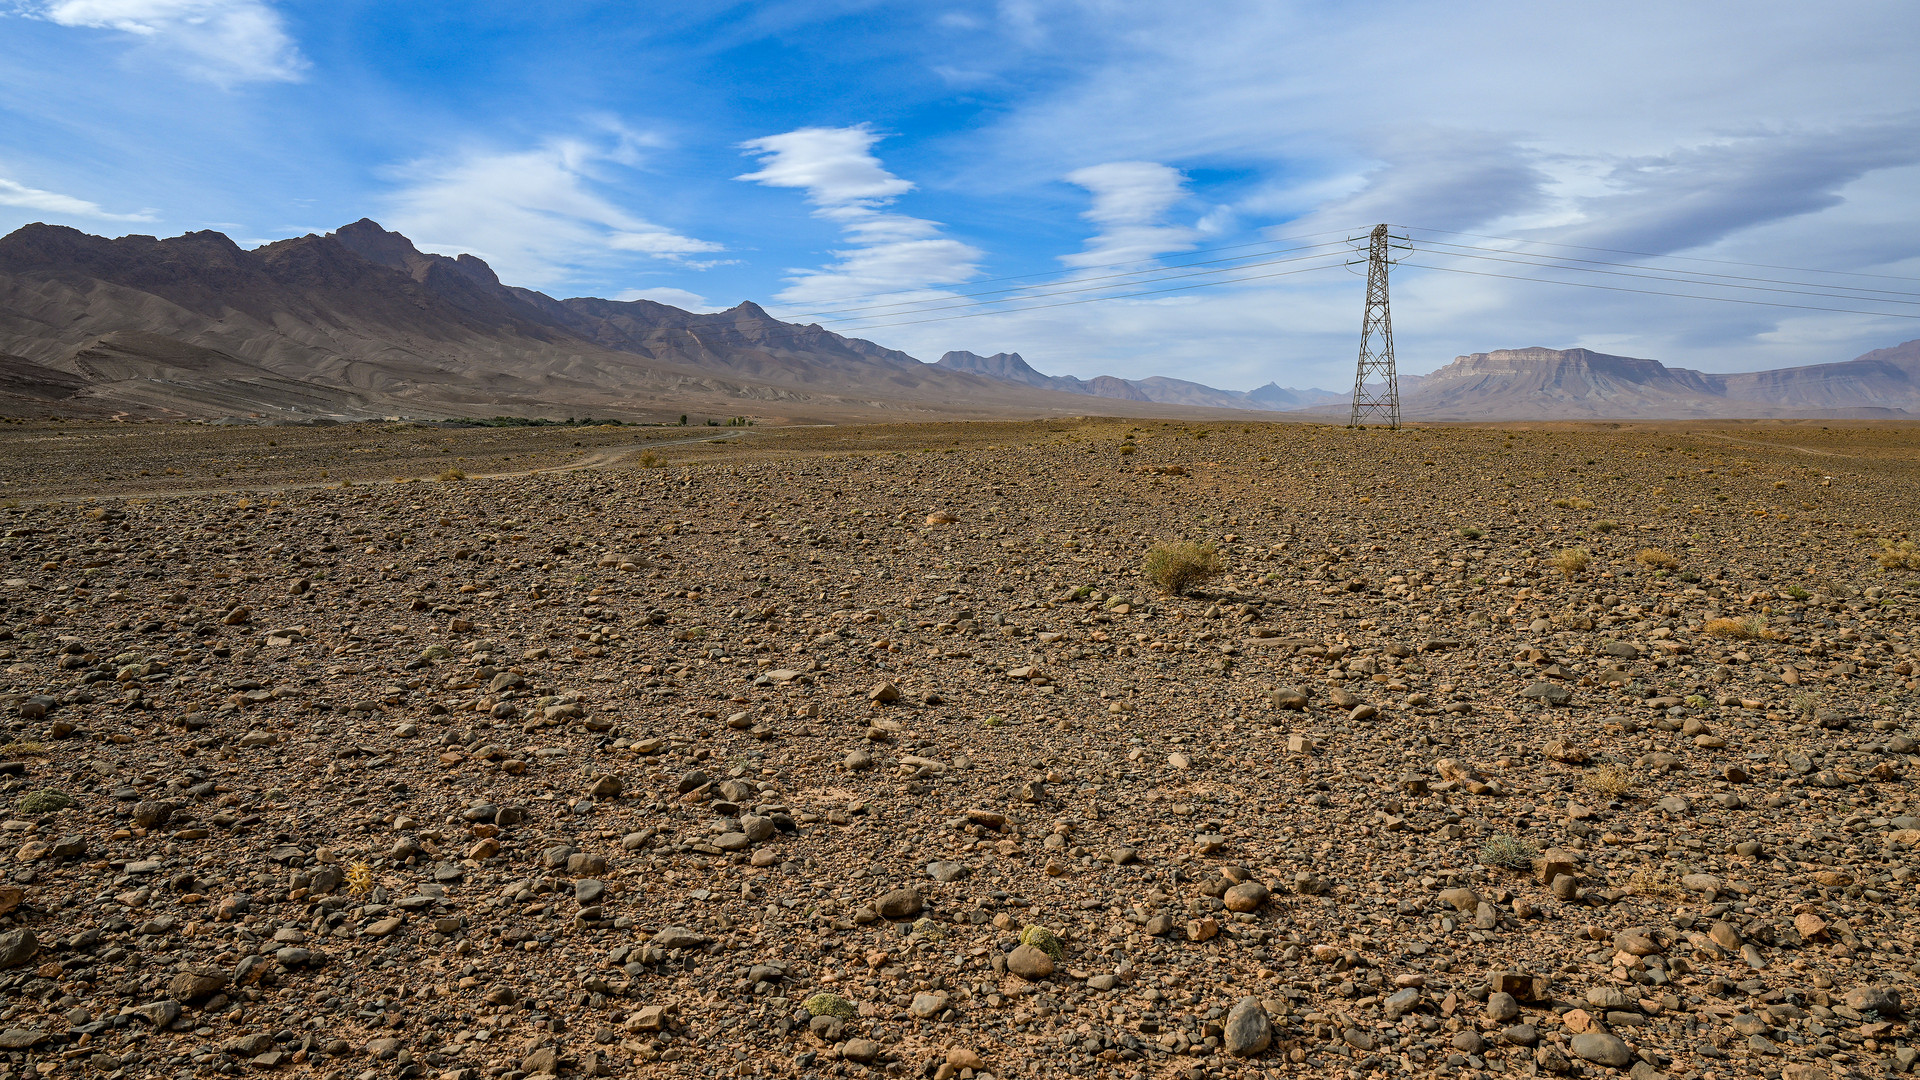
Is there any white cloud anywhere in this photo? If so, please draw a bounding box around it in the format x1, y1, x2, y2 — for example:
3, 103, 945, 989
24, 0, 307, 84
0, 174, 154, 220
736, 125, 914, 206
1062, 161, 1203, 267
737, 124, 981, 308
384, 130, 723, 291
887, 1, 1920, 387
613, 286, 721, 313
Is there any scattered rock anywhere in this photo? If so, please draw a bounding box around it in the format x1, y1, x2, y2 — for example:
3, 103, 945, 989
1223, 996, 1271, 1058
876, 888, 923, 920
1007, 944, 1054, 980
1571, 1031, 1633, 1068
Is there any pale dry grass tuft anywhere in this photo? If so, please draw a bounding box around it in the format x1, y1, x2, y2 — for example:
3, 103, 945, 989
1874, 539, 1920, 570
1628, 865, 1683, 899
1143, 541, 1223, 596
1550, 547, 1591, 577
1584, 763, 1634, 798
1705, 615, 1770, 640
1635, 547, 1679, 569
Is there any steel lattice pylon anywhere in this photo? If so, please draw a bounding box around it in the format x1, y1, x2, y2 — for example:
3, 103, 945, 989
1348, 224, 1403, 429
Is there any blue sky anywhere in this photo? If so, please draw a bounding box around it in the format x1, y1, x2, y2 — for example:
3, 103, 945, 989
3, 1, 1918, 390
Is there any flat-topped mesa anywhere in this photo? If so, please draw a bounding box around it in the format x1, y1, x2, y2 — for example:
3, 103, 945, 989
1390, 341, 1920, 419
1429, 347, 1716, 394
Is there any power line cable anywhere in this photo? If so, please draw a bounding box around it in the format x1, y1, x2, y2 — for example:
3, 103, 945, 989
824, 255, 1353, 332
811, 247, 1354, 327
781, 238, 1352, 320
526, 221, 1915, 359
1415, 239, 1920, 301
1396, 225, 1920, 285
1398, 261, 1920, 320
770, 228, 1359, 313
1414, 244, 1920, 308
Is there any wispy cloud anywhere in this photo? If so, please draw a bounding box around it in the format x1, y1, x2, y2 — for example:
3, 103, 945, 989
1062, 161, 1205, 267
0, 174, 153, 220
737, 124, 981, 307
20, 0, 307, 84
1554, 121, 1920, 254
383, 127, 723, 291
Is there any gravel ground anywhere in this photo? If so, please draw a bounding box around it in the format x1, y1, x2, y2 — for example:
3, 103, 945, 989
0, 417, 1914, 1080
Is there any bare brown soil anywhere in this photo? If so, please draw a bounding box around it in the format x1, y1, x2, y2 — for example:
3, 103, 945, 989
0, 417, 1915, 1080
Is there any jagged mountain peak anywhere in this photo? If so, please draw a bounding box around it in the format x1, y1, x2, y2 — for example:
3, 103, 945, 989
328, 218, 426, 268
937, 350, 1050, 386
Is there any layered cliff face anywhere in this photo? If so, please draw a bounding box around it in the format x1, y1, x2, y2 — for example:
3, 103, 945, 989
1392, 345, 1918, 419
1710, 338, 1920, 411
1410, 347, 1724, 418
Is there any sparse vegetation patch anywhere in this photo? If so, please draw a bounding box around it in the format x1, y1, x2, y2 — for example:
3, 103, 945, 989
1143, 540, 1223, 596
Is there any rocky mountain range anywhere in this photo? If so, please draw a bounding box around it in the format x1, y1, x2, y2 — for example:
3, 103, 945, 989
0, 220, 1268, 423
1, 218, 1915, 423
934, 350, 1341, 412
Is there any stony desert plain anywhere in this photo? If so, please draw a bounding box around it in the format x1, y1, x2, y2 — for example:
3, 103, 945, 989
0, 416, 1916, 1080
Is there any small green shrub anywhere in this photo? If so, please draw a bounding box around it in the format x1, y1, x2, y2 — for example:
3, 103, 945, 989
1143, 541, 1223, 596
1019, 924, 1065, 960
16, 789, 73, 814
804, 993, 857, 1019
1478, 834, 1540, 871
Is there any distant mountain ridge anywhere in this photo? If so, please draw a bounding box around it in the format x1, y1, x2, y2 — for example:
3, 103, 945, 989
0, 219, 1274, 423
936, 350, 1342, 412
1317, 344, 1920, 420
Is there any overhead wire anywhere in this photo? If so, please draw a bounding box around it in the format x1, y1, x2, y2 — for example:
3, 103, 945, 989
823, 255, 1354, 332
814, 246, 1354, 328
1395, 225, 1920, 285
780, 237, 1351, 321
1397, 261, 1920, 320
1406, 238, 1920, 305
770, 227, 1358, 313
552, 221, 1916, 358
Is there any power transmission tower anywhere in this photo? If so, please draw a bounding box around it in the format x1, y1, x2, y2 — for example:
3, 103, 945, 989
1348, 224, 1407, 429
